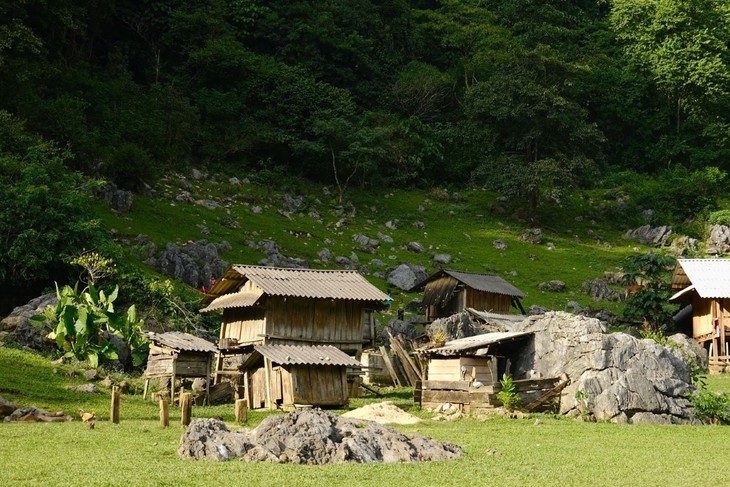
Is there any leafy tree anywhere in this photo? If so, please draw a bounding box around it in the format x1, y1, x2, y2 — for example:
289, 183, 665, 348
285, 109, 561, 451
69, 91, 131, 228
621, 252, 677, 331
0, 111, 106, 290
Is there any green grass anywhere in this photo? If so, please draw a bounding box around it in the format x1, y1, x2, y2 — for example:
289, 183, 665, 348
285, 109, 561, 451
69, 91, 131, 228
3, 347, 730, 487
92, 174, 646, 314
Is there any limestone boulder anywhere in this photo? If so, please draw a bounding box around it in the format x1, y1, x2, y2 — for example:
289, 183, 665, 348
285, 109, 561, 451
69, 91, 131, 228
1, 293, 57, 352
387, 264, 427, 291
513, 312, 697, 424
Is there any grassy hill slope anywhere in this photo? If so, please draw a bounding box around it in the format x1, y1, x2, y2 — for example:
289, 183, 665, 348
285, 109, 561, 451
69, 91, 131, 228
93, 172, 649, 317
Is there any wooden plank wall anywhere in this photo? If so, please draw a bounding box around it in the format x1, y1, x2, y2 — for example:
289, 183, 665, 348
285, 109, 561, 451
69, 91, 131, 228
222, 307, 265, 343
427, 357, 497, 384
291, 365, 348, 406
465, 290, 512, 313
265, 297, 364, 353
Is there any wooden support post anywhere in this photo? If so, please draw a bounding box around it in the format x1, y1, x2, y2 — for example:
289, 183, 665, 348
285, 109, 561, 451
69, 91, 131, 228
111, 386, 120, 424
243, 370, 251, 408
206, 355, 212, 405
159, 398, 169, 427
143, 378, 150, 400
180, 392, 192, 427
263, 356, 273, 410
214, 350, 223, 385
379, 346, 401, 387
235, 399, 248, 423
171, 359, 177, 404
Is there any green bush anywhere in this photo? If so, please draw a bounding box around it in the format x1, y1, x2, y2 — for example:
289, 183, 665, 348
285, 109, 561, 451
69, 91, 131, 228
103, 143, 158, 191
497, 373, 522, 411
708, 210, 730, 227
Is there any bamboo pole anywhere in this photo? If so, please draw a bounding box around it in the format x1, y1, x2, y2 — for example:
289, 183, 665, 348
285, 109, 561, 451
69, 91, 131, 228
180, 392, 192, 426
111, 386, 120, 424
159, 398, 169, 427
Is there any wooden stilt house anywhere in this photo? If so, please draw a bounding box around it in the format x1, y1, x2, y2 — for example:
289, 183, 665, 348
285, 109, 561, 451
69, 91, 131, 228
670, 259, 726, 372
413, 269, 527, 322
240, 344, 363, 410
199, 265, 390, 393
143, 331, 218, 403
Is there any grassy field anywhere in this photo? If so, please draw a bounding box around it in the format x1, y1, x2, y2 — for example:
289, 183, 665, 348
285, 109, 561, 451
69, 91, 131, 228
2, 347, 730, 487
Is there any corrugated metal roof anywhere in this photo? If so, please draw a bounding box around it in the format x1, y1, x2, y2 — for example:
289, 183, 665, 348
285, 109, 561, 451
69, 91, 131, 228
421, 331, 533, 356
675, 259, 730, 298
200, 265, 390, 308
252, 344, 362, 367
201, 288, 264, 312
417, 269, 525, 298
146, 331, 218, 353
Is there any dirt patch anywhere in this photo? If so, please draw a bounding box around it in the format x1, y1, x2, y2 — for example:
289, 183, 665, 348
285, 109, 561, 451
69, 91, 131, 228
342, 401, 421, 425
178, 409, 462, 464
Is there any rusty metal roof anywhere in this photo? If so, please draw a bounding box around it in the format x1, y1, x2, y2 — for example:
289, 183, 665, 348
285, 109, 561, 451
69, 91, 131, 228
249, 344, 362, 367
672, 259, 730, 298
146, 331, 218, 353
200, 265, 390, 309
419, 331, 533, 356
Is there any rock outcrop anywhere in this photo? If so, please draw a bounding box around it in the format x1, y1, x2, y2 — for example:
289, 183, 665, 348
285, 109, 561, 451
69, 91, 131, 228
178, 409, 463, 463
1, 293, 57, 352
513, 312, 699, 424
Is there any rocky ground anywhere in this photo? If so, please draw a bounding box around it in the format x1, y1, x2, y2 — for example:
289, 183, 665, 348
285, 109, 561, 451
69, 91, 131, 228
178, 408, 462, 463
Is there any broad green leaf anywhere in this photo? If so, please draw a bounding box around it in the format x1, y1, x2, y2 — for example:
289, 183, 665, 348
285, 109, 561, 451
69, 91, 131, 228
88, 352, 99, 368
29, 315, 47, 328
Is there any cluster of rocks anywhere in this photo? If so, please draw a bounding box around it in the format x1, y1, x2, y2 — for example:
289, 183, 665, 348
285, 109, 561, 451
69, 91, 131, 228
96, 182, 134, 213
512, 312, 704, 424
140, 238, 231, 289
624, 223, 730, 256
178, 408, 463, 464
0, 293, 58, 352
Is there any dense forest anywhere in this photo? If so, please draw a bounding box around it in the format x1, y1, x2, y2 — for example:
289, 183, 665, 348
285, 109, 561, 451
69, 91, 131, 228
2, 0, 730, 308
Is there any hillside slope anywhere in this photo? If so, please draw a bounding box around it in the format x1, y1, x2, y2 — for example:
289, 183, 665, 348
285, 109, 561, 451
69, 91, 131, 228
93, 171, 649, 316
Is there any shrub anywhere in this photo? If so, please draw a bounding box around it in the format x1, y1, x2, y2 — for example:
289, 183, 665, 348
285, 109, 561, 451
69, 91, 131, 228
708, 210, 730, 227
497, 373, 521, 411
103, 143, 158, 191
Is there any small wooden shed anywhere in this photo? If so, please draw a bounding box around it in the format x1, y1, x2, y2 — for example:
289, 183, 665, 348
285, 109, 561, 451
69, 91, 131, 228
415, 331, 562, 413
240, 344, 363, 410
199, 265, 389, 383
143, 331, 218, 403
413, 269, 526, 321
670, 259, 728, 372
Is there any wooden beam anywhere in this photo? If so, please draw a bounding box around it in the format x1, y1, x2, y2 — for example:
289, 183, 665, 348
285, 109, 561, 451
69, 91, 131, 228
378, 346, 401, 387
524, 376, 569, 412
263, 356, 273, 410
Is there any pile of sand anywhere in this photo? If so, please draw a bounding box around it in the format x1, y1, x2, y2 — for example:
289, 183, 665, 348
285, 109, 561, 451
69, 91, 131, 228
342, 401, 421, 425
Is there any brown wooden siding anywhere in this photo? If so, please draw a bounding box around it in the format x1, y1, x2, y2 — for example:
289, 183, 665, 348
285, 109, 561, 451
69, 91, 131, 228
264, 296, 365, 353
291, 365, 348, 406
692, 295, 714, 337
465, 289, 512, 313
221, 307, 265, 344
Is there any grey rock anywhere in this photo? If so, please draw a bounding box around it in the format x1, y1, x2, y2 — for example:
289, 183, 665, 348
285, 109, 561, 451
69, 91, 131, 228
582, 279, 621, 301
257, 240, 309, 269
670, 236, 698, 256
387, 264, 427, 291
513, 312, 698, 424
432, 254, 452, 266
251, 206, 263, 214
282, 194, 304, 211
83, 369, 100, 381
667, 333, 708, 370
625, 225, 672, 246
547, 242, 556, 250
191, 168, 203, 180
406, 241, 425, 253
426, 311, 510, 342
335, 256, 355, 270
196, 199, 219, 210
349, 252, 360, 264
528, 305, 549, 315
318, 248, 333, 262
493, 239, 508, 250
179, 409, 463, 464
706, 225, 730, 255
96, 182, 133, 213
1, 293, 58, 352
145, 240, 229, 289
352, 234, 380, 253
385, 221, 398, 230
0, 396, 17, 418
100, 377, 114, 389
538, 280, 566, 292
229, 177, 240, 185
179, 178, 193, 191
519, 228, 543, 244
370, 259, 386, 268
308, 208, 321, 219
377, 232, 394, 244
413, 221, 425, 229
